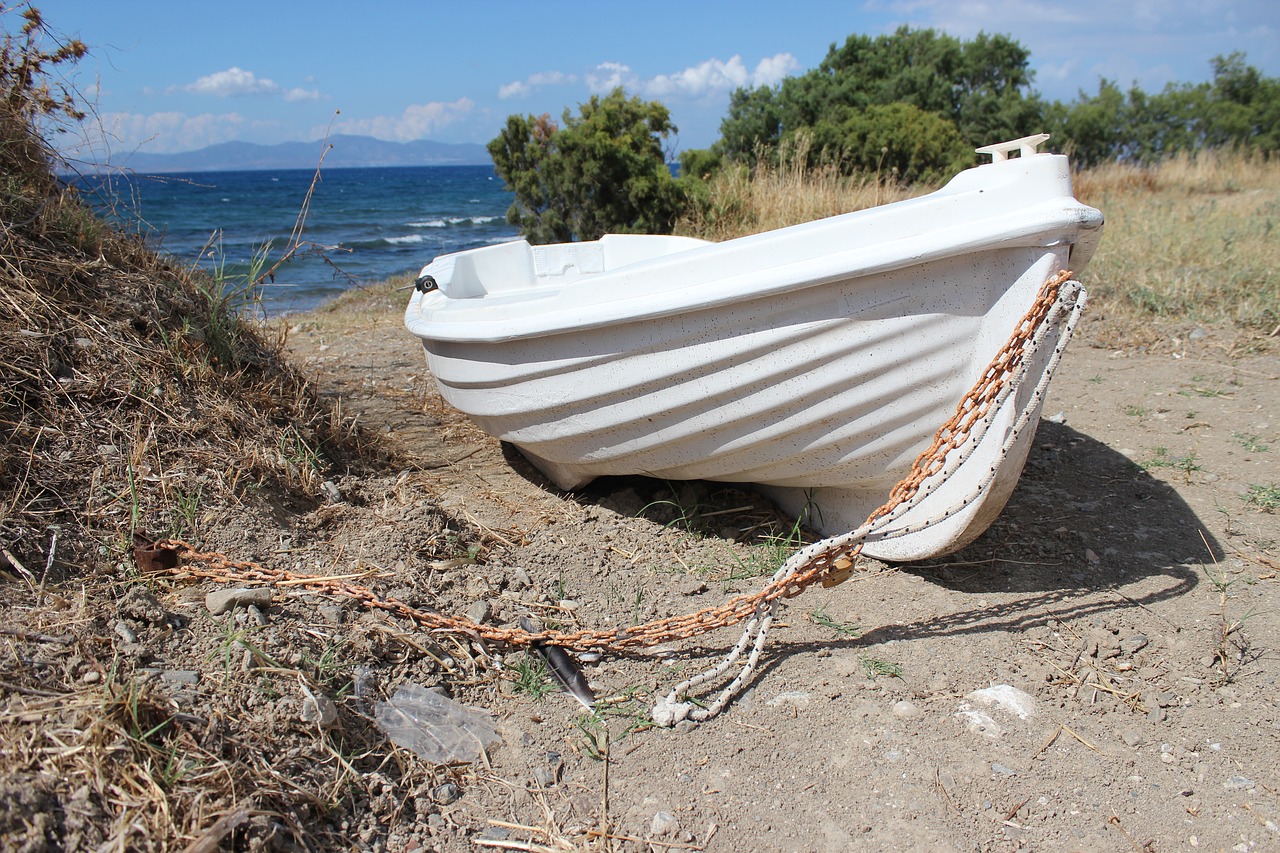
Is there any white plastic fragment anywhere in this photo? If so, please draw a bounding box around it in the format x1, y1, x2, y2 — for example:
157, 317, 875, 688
374, 683, 501, 764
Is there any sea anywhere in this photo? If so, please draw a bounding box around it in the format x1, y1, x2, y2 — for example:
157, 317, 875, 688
75, 165, 519, 315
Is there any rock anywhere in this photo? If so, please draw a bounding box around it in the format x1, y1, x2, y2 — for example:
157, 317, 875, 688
120, 587, 168, 625
301, 693, 339, 728
510, 568, 533, 590
432, 782, 461, 805
318, 605, 345, 625
465, 599, 491, 625
206, 587, 272, 615
991, 763, 1016, 777
891, 700, 922, 720
320, 480, 343, 503
1120, 634, 1149, 656
160, 669, 200, 686
965, 685, 1038, 720
1223, 775, 1255, 791
767, 691, 812, 710
955, 708, 1004, 739
1121, 730, 1143, 747
650, 811, 680, 837
679, 578, 709, 596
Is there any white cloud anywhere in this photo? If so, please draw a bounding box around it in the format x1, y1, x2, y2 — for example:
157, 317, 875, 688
586, 62, 636, 93
169, 67, 324, 102
174, 67, 278, 97
498, 80, 530, 99
499, 70, 577, 99
586, 54, 799, 101
643, 53, 799, 99
83, 110, 251, 155
331, 98, 475, 141
283, 87, 323, 102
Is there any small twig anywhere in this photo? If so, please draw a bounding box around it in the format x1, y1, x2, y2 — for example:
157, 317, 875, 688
934, 768, 963, 817
1031, 725, 1063, 760
180, 806, 251, 853
38, 527, 56, 601
1062, 724, 1100, 753
0, 626, 75, 645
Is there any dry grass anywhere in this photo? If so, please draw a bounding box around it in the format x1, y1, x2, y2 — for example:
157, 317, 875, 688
1073, 149, 1280, 342
676, 140, 930, 241
1, 19, 397, 847
679, 145, 1279, 348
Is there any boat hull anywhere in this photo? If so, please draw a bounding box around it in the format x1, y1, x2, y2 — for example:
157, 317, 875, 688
406, 152, 1102, 560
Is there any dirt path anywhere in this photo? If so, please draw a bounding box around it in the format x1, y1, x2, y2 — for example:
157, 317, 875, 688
278, 288, 1280, 852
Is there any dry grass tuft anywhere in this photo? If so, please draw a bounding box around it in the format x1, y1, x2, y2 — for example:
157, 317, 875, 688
676, 138, 930, 240
1074, 148, 1280, 345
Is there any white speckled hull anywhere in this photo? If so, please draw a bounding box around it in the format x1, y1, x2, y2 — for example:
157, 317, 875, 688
405, 149, 1102, 560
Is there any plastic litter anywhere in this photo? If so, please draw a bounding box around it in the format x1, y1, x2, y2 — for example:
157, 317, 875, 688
374, 683, 501, 764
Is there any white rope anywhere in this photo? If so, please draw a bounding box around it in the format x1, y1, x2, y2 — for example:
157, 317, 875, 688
651, 281, 1087, 726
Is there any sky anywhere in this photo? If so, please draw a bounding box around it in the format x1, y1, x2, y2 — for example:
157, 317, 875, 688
26, 0, 1280, 161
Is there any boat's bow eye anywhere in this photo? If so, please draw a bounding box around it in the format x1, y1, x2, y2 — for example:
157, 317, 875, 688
414, 274, 439, 294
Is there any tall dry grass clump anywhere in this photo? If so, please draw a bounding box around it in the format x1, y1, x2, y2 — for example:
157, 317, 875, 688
676, 136, 930, 241
1, 7, 371, 575
1073, 148, 1280, 339
1, 8, 388, 850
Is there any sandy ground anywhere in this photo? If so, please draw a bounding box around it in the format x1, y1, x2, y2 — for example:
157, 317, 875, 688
276, 288, 1279, 851
3, 282, 1276, 852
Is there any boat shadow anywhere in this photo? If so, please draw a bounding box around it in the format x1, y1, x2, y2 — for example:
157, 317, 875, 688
514, 419, 1217, 654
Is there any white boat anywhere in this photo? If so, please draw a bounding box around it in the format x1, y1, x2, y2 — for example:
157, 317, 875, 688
405, 135, 1103, 561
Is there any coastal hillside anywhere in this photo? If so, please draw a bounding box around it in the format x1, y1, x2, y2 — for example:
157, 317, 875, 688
109, 134, 493, 173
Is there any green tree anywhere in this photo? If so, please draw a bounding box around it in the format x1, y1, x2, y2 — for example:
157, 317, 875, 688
1046, 53, 1280, 166
488, 88, 685, 244
802, 102, 973, 183
719, 26, 1043, 165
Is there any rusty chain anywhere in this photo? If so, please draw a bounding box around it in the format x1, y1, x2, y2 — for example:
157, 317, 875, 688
139, 270, 1077, 654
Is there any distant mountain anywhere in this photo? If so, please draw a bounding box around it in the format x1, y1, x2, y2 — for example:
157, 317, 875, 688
108, 135, 492, 173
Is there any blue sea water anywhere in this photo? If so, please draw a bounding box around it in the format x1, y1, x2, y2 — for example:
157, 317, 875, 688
76, 165, 518, 315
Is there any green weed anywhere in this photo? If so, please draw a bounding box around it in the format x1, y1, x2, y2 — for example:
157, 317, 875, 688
809, 607, 863, 639
1234, 433, 1271, 453
1142, 446, 1203, 480
509, 653, 556, 701
1244, 484, 1280, 512
860, 655, 903, 679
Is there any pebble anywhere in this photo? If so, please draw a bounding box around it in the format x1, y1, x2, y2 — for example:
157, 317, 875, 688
1223, 775, 1255, 791
114, 621, 139, 644
206, 587, 272, 615
767, 691, 812, 710
991, 763, 1016, 777
510, 568, 533, 590
891, 700, 922, 720
1119, 634, 1149, 656
433, 783, 461, 805
966, 685, 1038, 720
465, 599, 491, 625
301, 693, 339, 728
1121, 730, 1143, 747
161, 669, 200, 685
650, 811, 680, 837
